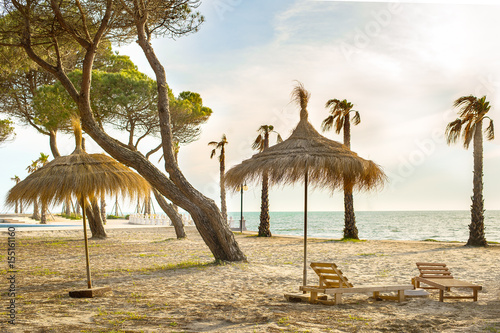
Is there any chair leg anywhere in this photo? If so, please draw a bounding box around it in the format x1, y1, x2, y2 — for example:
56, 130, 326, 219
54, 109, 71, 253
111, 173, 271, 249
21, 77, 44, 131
473, 289, 478, 302
439, 290, 444, 302
334, 293, 342, 305
310, 291, 318, 303
397, 290, 405, 302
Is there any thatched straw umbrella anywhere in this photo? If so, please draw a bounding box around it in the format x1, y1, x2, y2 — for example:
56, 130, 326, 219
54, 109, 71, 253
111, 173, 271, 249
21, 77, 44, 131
225, 83, 386, 286
6, 120, 151, 297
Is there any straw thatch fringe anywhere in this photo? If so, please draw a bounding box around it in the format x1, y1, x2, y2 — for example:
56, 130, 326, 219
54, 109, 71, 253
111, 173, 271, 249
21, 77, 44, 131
6, 152, 151, 208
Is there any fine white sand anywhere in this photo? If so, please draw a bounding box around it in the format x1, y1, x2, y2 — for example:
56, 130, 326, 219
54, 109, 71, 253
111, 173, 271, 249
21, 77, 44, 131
2, 226, 499, 332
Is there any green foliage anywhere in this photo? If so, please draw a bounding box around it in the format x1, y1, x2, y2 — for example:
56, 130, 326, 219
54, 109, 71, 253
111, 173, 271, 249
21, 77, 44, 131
106, 214, 125, 219
0, 118, 15, 143
59, 213, 82, 220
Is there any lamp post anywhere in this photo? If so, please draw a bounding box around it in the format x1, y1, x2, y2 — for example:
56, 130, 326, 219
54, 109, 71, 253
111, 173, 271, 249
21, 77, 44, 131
238, 184, 248, 233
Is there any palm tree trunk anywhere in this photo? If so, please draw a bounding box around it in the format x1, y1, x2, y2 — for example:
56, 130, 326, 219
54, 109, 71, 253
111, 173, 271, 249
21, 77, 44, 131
14, 201, 19, 214
342, 116, 359, 239
153, 189, 186, 239
258, 172, 272, 237
468, 120, 487, 246
220, 146, 227, 223
343, 188, 358, 239
259, 131, 272, 237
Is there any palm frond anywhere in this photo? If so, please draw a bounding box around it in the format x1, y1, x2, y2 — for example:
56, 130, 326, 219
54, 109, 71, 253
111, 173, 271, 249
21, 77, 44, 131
276, 133, 283, 143
463, 122, 475, 149
291, 82, 310, 112
351, 111, 361, 126
334, 116, 345, 134
485, 118, 494, 141
252, 135, 263, 151
208, 141, 217, 147
321, 116, 335, 132
445, 119, 463, 145
210, 149, 217, 159
325, 98, 341, 109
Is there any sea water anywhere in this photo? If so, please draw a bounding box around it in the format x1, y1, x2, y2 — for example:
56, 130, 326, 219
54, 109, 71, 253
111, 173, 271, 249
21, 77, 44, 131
228, 210, 500, 243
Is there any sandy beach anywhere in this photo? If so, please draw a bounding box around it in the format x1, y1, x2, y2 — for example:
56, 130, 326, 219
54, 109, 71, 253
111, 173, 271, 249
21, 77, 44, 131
1, 225, 499, 333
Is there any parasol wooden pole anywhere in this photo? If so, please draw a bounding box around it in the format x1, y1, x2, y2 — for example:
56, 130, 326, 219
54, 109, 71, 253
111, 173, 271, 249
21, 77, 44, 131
303, 169, 308, 289
81, 199, 92, 289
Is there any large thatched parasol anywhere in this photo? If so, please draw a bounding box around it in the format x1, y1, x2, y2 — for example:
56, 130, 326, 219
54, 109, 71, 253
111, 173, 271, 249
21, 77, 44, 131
225, 83, 386, 286
7, 120, 151, 297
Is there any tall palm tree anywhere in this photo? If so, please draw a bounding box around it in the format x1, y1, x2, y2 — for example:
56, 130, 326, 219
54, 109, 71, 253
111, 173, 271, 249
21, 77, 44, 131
10, 175, 21, 213
322, 99, 361, 239
446, 95, 494, 246
209, 134, 228, 223
252, 125, 283, 237
36, 153, 50, 224
26, 159, 41, 220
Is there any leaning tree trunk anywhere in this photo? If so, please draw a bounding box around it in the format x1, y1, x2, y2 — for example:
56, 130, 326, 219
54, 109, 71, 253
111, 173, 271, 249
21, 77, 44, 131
153, 189, 186, 239
342, 116, 359, 239
258, 172, 272, 237
85, 198, 107, 239
467, 120, 487, 246
24, 7, 246, 262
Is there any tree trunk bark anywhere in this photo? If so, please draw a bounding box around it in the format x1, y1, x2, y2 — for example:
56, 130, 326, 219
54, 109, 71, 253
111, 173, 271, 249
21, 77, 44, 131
258, 131, 272, 237
153, 189, 186, 239
343, 189, 358, 239
467, 120, 487, 246
101, 195, 107, 225
40, 202, 47, 224
220, 146, 227, 224
49, 130, 60, 158
342, 116, 359, 239
85, 198, 107, 239
258, 172, 272, 237
144, 197, 152, 215
64, 198, 71, 215
32, 201, 40, 220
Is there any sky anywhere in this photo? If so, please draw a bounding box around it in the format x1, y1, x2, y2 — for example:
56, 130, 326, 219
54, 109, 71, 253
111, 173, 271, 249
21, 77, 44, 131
1, 0, 500, 214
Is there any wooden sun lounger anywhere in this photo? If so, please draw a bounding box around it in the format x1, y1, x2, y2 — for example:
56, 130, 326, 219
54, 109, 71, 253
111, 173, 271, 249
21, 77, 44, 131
285, 262, 413, 305
412, 262, 482, 302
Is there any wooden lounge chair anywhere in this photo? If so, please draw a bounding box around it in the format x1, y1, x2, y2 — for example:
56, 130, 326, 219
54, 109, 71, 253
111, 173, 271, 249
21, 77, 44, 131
285, 262, 413, 305
412, 262, 482, 302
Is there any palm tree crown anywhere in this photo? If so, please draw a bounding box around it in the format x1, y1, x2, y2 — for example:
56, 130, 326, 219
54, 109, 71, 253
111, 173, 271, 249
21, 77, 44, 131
322, 99, 360, 146
209, 134, 228, 161
446, 95, 494, 148
252, 125, 283, 152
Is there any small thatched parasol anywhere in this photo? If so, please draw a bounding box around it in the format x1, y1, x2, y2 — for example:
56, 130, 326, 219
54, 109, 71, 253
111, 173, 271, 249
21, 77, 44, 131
7, 119, 151, 297
225, 83, 386, 286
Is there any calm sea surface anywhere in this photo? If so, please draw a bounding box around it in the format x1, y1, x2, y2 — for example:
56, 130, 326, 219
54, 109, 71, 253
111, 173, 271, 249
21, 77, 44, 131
228, 211, 500, 243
